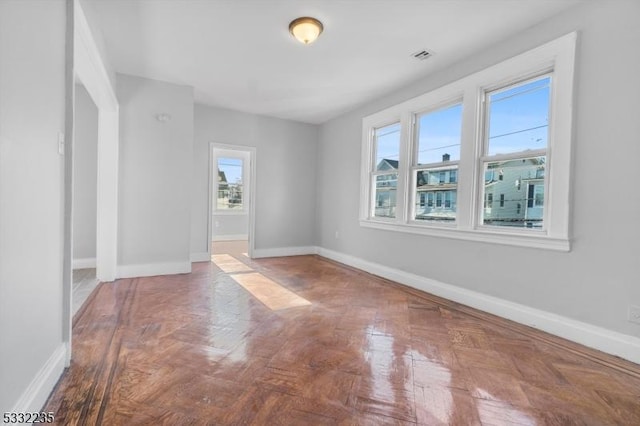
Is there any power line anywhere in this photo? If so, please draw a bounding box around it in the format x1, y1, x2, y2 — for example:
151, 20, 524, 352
417, 143, 460, 153
377, 124, 546, 160
489, 124, 548, 140
376, 153, 400, 159
376, 128, 401, 138
490, 83, 549, 104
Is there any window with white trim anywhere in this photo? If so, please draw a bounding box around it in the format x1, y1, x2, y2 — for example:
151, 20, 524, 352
481, 75, 550, 229
216, 157, 244, 210
360, 33, 576, 251
372, 123, 401, 219
412, 102, 462, 223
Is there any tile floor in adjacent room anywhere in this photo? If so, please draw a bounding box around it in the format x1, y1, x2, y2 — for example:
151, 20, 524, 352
72, 268, 100, 317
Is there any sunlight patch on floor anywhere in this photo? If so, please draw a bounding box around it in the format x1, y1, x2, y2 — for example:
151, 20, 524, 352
212, 254, 253, 273
231, 272, 311, 311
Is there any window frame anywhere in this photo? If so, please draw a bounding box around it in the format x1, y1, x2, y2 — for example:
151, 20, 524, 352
367, 120, 404, 221
409, 99, 463, 225
359, 33, 576, 251
477, 71, 552, 232
212, 150, 249, 216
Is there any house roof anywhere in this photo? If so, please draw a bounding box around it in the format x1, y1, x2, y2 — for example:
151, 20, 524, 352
377, 159, 398, 170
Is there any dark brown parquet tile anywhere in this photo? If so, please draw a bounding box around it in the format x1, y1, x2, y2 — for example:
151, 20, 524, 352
44, 255, 640, 425
411, 356, 468, 391
466, 367, 531, 408
593, 389, 640, 425
475, 398, 539, 426
414, 386, 481, 426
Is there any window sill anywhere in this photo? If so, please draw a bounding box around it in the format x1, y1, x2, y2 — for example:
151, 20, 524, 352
359, 219, 570, 251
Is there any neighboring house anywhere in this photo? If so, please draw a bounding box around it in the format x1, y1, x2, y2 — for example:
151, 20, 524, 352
389, 155, 545, 225
217, 169, 243, 209
377, 157, 459, 221
375, 159, 398, 217
415, 167, 458, 221
217, 170, 229, 208
218, 170, 228, 191
483, 157, 545, 227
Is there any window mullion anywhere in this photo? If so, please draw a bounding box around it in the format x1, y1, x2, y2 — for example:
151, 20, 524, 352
456, 86, 482, 231
360, 126, 373, 220
396, 112, 413, 224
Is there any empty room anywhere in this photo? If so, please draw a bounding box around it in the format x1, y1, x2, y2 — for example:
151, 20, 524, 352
1, 0, 639, 424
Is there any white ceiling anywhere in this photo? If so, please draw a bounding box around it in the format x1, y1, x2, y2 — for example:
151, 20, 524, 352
86, 0, 582, 124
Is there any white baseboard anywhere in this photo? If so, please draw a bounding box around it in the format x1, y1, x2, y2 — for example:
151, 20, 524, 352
11, 343, 66, 414
190, 252, 211, 262
252, 246, 318, 259
72, 257, 96, 269
317, 247, 640, 365
212, 234, 248, 242
117, 261, 192, 279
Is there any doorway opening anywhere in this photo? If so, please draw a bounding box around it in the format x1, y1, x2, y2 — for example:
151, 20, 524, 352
71, 82, 100, 316
209, 144, 256, 259
63, 0, 120, 365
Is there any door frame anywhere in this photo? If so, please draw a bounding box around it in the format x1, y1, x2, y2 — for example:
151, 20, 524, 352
208, 143, 256, 258
63, 0, 119, 365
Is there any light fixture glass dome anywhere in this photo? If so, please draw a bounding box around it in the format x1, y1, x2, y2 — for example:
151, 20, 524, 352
289, 17, 323, 45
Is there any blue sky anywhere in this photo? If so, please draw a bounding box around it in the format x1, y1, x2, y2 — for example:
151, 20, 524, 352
375, 76, 550, 166
488, 76, 550, 156
375, 123, 401, 168
218, 157, 243, 183
417, 103, 462, 164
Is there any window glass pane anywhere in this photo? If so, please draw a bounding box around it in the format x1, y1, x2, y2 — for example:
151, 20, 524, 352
217, 157, 243, 210
487, 76, 550, 156
482, 156, 545, 228
374, 123, 401, 171
374, 173, 397, 218
417, 103, 462, 165
414, 167, 457, 222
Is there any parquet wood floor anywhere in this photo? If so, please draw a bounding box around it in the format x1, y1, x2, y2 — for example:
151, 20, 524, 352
45, 255, 640, 425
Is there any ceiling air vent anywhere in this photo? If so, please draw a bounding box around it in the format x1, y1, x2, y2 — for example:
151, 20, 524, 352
411, 49, 434, 61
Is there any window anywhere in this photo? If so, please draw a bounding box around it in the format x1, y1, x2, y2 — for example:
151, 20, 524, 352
481, 75, 550, 229
216, 157, 244, 210
413, 103, 462, 222
528, 183, 544, 208
486, 193, 493, 209
360, 33, 576, 251
371, 123, 401, 218
419, 193, 426, 207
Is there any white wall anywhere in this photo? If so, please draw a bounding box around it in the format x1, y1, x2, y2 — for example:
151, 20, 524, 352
117, 74, 193, 276
316, 0, 640, 340
78, 0, 116, 91
73, 83, 98, 263
212, 215, 248, 240
192, 105, 318, 255
0, 0, 67, 412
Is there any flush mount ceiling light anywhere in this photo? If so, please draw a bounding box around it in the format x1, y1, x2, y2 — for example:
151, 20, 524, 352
289, 17, 323, 45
